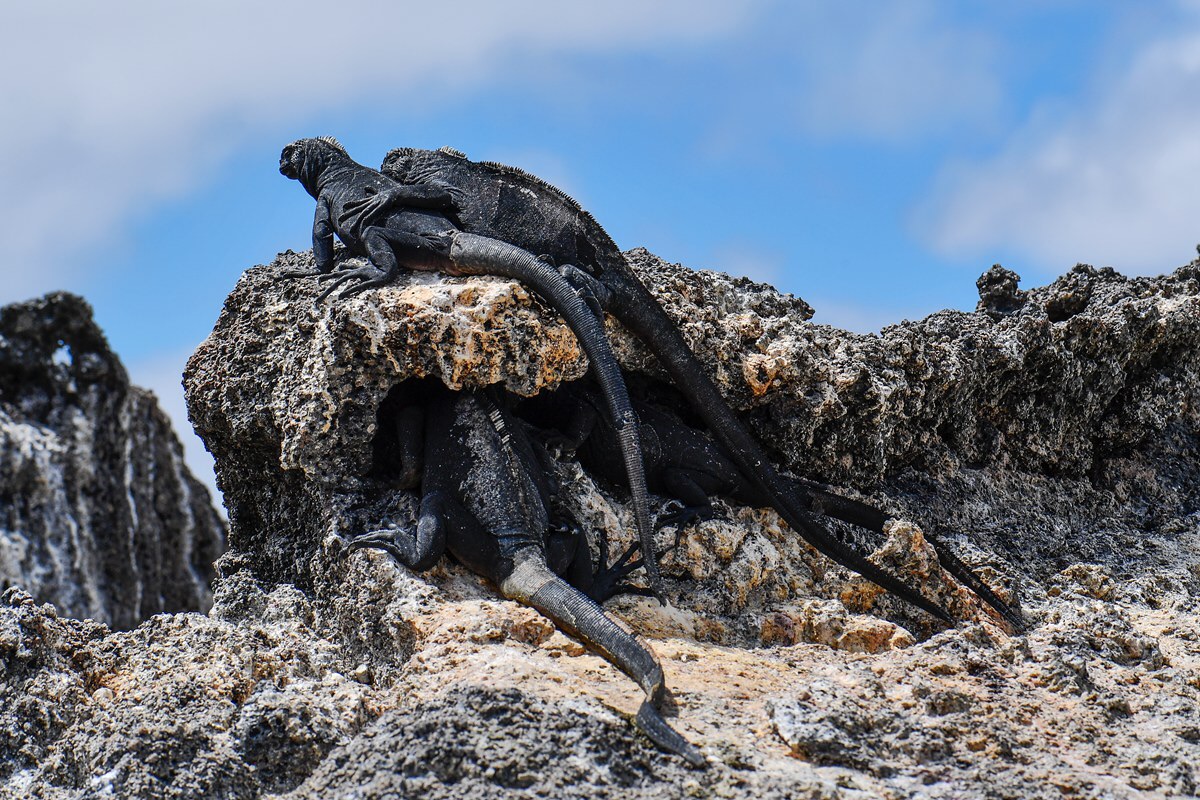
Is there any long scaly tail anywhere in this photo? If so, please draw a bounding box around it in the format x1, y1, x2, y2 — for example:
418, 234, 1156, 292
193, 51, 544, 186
501, 553, 705, 766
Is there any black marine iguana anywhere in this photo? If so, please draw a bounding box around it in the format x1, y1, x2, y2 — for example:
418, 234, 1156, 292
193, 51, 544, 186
378, 146, 958, 624
527, 385, 1026, 631
278, 137, 663, 595
348, 385, 705, 766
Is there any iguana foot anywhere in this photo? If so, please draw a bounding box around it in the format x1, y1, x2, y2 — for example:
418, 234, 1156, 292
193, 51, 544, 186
344, 528, 412, 561
560, 264, 612, 317
656, 499, 714, 529
336, 276, 395, 299
588, 529, 685, 603
314, 266, 388, 302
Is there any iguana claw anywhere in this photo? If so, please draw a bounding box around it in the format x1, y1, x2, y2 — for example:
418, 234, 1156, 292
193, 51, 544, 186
345, 528, 404, 553
313, 266, 388, 302
588, 527, 685, 604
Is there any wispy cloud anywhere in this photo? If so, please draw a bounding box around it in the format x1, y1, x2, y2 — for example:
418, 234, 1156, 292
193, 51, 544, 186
696, 2, 1004, 157
788, 4, 1003, 142
917, 11, 1200, 275
0, 1, 762, 305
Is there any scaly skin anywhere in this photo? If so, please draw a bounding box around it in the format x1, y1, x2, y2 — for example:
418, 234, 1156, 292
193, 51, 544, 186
348, 386, 705, 766
381, 146, 959, 624
278, 138, 663, 597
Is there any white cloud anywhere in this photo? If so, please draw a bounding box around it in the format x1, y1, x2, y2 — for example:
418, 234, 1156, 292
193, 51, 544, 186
918, 15, 1200, 275
693, 3, 1004, 162
789, 4, 1003, 141
0, 0, 762, 305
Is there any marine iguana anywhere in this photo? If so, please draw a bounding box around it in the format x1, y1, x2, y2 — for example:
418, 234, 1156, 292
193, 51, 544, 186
348, 385, 705, 765
527, 384, 1026, 631
379, 146, 956, 624
278, 137, 664, 596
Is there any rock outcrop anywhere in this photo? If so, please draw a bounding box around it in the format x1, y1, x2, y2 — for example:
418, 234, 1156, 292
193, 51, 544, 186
4, 252, 1199, 798
0, 293, 226, 630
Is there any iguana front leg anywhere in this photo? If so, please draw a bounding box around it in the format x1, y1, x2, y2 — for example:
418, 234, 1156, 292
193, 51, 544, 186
339, 182, 462, 230
282, 185, 457, 281
394, 403, 425, 490
314, 227, 451, 302
560, 264, 613, 318
279, 195, 337, 278
346, 489, 447, 572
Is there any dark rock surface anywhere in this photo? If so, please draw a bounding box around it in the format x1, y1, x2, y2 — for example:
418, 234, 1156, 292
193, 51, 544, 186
4, 252, 1200, 799
0, 293, 226, 631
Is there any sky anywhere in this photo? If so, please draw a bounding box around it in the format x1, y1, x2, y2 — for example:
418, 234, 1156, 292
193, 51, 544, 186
4, 1, 1200, 505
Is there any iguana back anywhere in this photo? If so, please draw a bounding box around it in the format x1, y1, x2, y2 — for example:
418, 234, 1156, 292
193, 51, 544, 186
383, 147, 624, 278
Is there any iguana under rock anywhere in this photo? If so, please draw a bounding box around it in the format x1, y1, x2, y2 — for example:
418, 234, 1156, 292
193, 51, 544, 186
380, 146, 956, 624
278, 137, 663, 595
525, 384, 1026, 631
348, 384, 705, 766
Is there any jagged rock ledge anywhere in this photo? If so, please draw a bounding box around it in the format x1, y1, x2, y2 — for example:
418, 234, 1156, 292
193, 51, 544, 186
0, 292, 226, 630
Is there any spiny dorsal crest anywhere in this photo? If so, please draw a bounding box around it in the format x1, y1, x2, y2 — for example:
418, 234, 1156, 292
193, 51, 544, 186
487, 406, 512, 445
438, 146, 467, 159
316, 136, 347, 154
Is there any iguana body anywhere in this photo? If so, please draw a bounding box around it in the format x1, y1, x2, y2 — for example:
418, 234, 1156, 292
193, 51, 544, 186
381, 147, 956, 624
279, 138, 663, 594
348, 386, 704, 765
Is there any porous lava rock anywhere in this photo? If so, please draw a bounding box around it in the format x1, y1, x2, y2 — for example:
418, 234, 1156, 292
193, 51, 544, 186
0, 292, 225, 630
5, 249, 1199, 799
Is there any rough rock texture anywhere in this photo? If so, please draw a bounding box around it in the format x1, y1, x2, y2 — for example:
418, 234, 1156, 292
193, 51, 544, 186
5, 250, 1200, 798
0, 293, 226, 630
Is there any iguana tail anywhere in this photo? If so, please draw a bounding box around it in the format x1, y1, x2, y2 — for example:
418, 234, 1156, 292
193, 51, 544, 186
791, 477, 1026, 631
500, 553, 705, 767
607, 276, 957, 624
447, 233, 662, 598
922, 530, 1027, 632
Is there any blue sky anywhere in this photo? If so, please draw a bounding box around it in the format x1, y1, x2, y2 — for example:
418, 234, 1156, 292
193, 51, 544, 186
4, 1, 1200, 500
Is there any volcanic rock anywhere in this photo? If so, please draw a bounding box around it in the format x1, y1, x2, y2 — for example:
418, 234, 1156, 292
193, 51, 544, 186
4, 250, 1199, 798
0, 293, 225, 631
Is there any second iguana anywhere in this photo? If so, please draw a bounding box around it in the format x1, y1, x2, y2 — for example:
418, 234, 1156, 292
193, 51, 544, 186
348, 383, 705, 765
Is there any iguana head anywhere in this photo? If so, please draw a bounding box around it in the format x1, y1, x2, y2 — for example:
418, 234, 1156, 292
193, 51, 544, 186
380, 147, 417, 181
382, 146, 467, 183
279, 137, 350, 195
